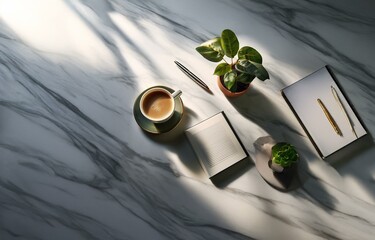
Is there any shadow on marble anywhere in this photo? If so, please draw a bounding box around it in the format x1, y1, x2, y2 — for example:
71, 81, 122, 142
292, 143, 375, 212
332, 137, 375, 201
210, 157, 253, 188
144, 106, 196, 143
226, 86, 299, 140
143, 107, 204, 174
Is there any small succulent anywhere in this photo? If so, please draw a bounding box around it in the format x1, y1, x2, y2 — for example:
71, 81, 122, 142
196, 29, 269, 92
271, 143, 299, 168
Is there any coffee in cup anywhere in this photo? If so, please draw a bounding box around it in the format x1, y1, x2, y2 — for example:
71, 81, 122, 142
140, 87, 182, 123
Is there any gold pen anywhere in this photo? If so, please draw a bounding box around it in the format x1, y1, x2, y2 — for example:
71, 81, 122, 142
317, 98, 342, 136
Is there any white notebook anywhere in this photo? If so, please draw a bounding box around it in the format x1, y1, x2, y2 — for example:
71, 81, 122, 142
282, 66, 367, 159
185, 112, 248, 178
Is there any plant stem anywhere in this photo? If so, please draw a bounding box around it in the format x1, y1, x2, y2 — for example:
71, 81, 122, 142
223, 58, 229, 64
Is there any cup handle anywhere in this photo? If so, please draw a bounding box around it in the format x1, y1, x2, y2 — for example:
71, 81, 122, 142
171, 90, 182, 99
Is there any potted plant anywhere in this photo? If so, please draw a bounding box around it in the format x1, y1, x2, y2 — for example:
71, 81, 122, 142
196, 29, 269, 97
268, 142, 299, 174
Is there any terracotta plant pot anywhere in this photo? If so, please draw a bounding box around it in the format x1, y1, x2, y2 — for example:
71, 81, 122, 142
217, 76, 250, 97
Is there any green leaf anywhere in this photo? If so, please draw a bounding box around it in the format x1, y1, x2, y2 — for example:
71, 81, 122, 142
196, 37, 224, 62
235, 59, 269, 81
223, 71, 237, 91
196, 46, 223, 62
209, 37, 224, 55
214, 63, 231, 76
253, 64, 269, 81
238, 46, 262, 63
236, 72, 255, 84
271, 143, 298, 167
220, 29, 239, 58
235, 59, 257, 73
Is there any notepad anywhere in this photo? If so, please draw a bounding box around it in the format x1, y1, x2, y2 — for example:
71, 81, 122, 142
185, 112, 248, 178
282, 66, 368, 159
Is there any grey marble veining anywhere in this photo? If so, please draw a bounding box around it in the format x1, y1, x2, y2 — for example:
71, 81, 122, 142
1, 0, 375, 239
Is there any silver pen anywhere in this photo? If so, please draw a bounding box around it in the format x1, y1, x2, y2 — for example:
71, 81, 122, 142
174, 61, 211, 93
331, 85, 357, 138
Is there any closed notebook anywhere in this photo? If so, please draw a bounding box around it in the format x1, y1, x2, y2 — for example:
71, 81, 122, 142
185, 112, 248, 178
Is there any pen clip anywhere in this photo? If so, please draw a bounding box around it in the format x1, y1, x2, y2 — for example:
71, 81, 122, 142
331, 86, 340, 102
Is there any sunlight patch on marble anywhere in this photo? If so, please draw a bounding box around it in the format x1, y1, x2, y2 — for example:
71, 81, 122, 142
0, 0, 117, 70
109, 13, 157, 84
343, 175, 374, 204
109, 11, 197, 87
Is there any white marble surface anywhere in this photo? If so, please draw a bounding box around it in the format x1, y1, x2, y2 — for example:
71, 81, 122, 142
1, 0, 375, 239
